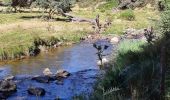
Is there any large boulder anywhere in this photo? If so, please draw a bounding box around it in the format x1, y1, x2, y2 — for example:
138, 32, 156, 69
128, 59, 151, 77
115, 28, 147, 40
27, 87, 46, 96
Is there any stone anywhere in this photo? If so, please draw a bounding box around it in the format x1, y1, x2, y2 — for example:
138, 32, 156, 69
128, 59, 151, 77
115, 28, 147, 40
32, 76, 50, 83
0, 80, 17, 99
43, 68, 53, 76
110, 37, 120, 44
4, 75, 15, 81
56, 70, 70, 78
97, 58, 109, 65
27, 87, 45, 96
54, 42, 63, 48
0, 80, 17, 93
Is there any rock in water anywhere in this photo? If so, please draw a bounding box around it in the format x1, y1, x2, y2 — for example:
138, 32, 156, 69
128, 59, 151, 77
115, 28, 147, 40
0, 80, 17, 99
43, 68, 53, 76
97, 58, 109, 65
56, 70, 70, 78
27, 87, 45, 96
0, 80, 17, 92
4, 75, 15, 81
32, 76, 50, 83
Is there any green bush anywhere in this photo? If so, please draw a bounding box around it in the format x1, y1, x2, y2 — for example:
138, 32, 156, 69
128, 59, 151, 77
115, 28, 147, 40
119, 9, 135, 21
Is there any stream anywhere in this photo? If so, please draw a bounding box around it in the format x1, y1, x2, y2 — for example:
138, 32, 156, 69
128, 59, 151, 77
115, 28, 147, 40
0, 42, 113, 100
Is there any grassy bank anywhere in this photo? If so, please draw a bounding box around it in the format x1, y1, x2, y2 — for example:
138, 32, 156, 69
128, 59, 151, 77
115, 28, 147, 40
91, 7, 170, 100
72, 6, 159, 34
0, 1, 159, 61
0, 19, 91, 60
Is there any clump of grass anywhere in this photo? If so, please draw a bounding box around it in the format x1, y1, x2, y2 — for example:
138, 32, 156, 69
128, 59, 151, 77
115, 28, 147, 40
97, 0, 118, 12
118, 9, 135, 21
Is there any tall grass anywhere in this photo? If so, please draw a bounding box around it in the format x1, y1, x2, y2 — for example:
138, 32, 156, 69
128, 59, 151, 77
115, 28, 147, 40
91, 39, 163, 99
0, 21, 89, 61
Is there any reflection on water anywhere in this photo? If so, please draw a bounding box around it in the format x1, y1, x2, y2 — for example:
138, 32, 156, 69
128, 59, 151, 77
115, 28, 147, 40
0, 43, 108, 76
0, 46, 72, 76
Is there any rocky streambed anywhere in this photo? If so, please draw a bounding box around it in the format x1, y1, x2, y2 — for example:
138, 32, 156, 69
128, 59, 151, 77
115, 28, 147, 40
0, 42, 113, 100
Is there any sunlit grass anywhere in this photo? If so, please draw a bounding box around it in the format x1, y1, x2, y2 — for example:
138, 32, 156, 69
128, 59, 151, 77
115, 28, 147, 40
0, 19, 91, 60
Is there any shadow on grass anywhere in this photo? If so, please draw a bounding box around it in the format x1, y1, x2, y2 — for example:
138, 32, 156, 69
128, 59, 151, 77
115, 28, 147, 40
20, 15, 71, 22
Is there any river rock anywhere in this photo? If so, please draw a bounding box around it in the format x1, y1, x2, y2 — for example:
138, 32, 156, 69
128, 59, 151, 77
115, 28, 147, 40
43, 68, 53, 76
110, 37, 120, 44
0, 80, 17, 92
4, 75, 15, 81
54, 42, 63, 48
56, 70, 70, 78
0, 80, 17, 99
32, 76, 50, 83
27, 87, 46, 96
97, 58, 109, 65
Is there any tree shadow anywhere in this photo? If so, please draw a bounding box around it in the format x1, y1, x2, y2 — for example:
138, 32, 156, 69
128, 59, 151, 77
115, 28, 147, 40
20, 15, 71, 22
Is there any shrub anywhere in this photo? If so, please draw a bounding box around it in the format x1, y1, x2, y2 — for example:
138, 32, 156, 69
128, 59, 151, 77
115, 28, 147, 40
119, 9, 135, 21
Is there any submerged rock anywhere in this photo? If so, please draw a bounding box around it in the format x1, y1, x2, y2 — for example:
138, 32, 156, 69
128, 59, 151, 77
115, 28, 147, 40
0, 92, 7, 99
55, 80, 64, 85
56, 70, 70, 78
32, 76, 50, 83
27, 87, 46, 96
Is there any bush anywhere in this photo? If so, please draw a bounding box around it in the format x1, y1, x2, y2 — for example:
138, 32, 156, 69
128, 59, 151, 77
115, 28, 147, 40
119, 9, 135, 21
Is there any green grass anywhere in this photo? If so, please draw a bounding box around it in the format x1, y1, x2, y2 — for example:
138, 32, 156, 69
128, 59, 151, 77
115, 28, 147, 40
97, 0, 118, 12
118, 9, 135, 21
102, 8, 159, 34
0, 4, 159, 60
0, 17, 91, 60
0, 13, 42, 24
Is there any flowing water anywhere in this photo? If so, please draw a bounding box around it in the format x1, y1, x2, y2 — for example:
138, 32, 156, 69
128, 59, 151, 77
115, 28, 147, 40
0, 42, 113, 100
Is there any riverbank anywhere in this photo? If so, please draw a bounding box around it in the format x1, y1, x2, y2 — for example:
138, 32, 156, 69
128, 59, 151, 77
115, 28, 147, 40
0, 19, 92, 61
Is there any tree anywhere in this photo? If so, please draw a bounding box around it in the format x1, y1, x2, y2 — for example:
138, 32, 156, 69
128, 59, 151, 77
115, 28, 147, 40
35, 0, 75, 19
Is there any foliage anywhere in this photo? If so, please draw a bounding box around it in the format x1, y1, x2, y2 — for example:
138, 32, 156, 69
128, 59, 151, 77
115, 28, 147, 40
118, 9, 135, 21
159, 8, 170, 99
35, 0, 75, 18
159, 10, 170, 36
92, 39, 163, 99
